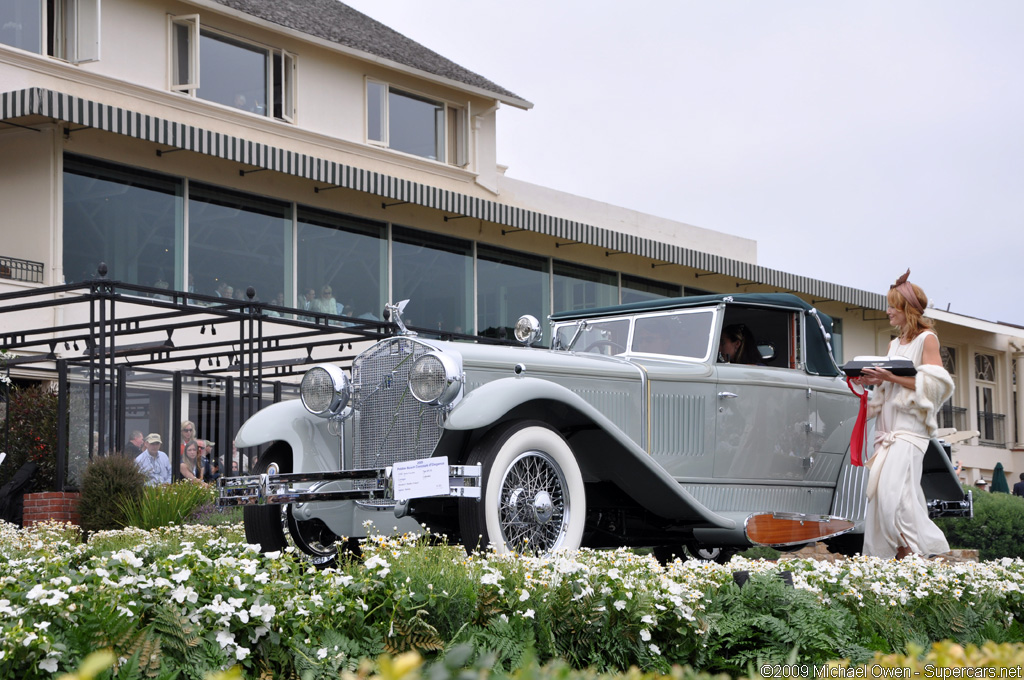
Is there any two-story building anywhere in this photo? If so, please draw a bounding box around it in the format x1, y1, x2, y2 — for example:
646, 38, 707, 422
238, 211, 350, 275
1, 0, 1021, 489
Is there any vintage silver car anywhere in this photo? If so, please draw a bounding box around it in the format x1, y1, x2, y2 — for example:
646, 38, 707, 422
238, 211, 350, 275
219, 293, 969, 563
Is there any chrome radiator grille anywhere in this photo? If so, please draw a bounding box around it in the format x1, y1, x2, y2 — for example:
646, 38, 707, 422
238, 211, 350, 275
351, 338, 444, 480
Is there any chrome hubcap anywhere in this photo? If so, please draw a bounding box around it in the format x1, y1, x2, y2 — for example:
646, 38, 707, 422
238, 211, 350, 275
498, 450, 569, 553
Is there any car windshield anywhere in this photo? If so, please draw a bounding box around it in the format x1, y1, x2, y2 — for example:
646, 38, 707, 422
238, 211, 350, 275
553, 308, 716, 360
632, 310, 715, 360
555, 318, 630, 355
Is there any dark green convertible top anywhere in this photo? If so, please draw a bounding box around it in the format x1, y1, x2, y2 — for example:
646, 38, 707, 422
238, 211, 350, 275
549, 293, 840, 377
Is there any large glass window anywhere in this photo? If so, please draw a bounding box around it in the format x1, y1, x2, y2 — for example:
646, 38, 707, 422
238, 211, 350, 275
553, 261, 618, 313
0, 0, 99, 62
188, 184, 290, 305
366, 81, 466, 165
170, 17, 294, 121
621, 274, 681, 304
297, 208, 386, 319
0, 0, 42, 53
477, 245, 549, 342
198, 30, 268, 114
63, 155, 182, 287
392, 227, 473, 333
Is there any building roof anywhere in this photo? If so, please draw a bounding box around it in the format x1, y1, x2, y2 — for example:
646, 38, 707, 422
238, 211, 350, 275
205, 0, 530, 107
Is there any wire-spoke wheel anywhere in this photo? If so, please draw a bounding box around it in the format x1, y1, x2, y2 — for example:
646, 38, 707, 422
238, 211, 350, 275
459, 421, 585, 554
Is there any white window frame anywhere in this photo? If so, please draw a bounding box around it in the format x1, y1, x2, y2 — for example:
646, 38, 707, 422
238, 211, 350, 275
71, 0, 100, 63
5, 0, 100, 62
975, 351, 1001, 442
168, 15, 296, 123
365, 78, 468, 167
168, 13, 199, 94
273, 48, 296, 123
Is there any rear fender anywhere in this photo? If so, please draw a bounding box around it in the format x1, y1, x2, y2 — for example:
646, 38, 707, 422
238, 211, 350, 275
234, 399, 340, 474
446, 377, 735, 529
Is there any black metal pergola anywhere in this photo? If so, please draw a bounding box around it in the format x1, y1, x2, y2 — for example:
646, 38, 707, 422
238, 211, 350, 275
0, 265, 488, 491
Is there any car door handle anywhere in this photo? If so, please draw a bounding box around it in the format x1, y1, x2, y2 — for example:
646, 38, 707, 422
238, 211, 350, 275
718, 392, 738, 399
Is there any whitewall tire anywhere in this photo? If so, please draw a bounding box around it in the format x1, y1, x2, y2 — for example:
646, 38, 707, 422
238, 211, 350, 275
459, 421, 586, 554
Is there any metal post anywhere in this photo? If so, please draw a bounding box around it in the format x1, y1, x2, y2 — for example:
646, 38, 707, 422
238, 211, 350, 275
2, 357, 10, 472
106, 293, 117, 456
87, 290, 96, 462
55, 360, 68, 491
172, 372, 182, 481
225, 375, 234, 477
96, 284, 106, 460
116, 365, 127, 455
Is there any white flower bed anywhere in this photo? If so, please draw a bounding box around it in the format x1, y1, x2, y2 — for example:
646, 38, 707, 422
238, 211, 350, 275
2, 520, 1024, 676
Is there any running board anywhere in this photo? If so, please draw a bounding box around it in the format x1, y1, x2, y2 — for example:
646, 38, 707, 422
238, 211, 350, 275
217, 463, 483, 507
744, 512, 855, 547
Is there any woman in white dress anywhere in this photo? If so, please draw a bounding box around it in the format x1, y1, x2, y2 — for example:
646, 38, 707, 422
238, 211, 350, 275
857, 270, 954, 559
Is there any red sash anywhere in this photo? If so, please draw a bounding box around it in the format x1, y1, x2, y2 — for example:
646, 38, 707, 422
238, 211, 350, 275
846, 378, 868, 467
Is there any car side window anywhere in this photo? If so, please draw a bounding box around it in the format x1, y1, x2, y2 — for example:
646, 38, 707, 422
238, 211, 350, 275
718, 309, 800, 369
631, 310, 714, 360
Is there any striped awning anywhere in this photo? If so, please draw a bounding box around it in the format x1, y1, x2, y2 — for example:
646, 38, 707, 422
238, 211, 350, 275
1, 87, 885, 310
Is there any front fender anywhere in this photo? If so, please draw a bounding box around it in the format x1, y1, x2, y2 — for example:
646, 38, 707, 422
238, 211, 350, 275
234, 399, 340, 474
446, 377, 735, 529
446, 376, 608, 431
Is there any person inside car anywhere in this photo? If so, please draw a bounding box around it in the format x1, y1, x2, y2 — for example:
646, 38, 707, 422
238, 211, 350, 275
719, 324, 761, 364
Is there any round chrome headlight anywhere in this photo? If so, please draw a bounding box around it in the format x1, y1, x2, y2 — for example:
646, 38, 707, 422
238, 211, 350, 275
300, 364, 351, 416
409, 352, 463, 406
514, 314, 542, 346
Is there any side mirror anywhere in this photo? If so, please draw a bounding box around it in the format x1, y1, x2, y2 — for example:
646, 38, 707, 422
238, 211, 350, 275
758, 343, 776, 362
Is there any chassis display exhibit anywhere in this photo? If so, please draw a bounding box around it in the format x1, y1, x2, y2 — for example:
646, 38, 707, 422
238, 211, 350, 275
218, 293, 970, 562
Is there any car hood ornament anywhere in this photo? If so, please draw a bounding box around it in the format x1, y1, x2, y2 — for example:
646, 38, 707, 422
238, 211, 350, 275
384, 299, 416, 336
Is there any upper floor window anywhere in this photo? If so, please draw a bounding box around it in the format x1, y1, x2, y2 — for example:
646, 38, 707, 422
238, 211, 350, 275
366, 80, 467, 166
169, 15, 294, 122
975, 352, 1004, 446
621, 274, 681, 304
0, 0, 99, 63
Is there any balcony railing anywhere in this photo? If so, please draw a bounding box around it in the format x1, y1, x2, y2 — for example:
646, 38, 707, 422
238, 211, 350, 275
937, 404, 968, 432
977, 411, 1006, 448
0, 256, 44, 284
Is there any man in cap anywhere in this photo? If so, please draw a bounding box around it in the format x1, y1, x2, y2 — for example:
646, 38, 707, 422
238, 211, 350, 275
134, 433, 172, 485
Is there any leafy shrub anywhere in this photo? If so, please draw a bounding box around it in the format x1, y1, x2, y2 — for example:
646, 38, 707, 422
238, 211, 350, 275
78, 453, 146, 535
935, 486, 1024, 560
0, 383, 60, 494
118, 481, 216, 530
738, 545, 781, 560
695, 571, 872, 673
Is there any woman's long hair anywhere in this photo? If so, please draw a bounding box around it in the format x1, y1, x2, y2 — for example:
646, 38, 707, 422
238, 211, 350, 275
887, 283, 934, 340
722, 324, 762, 364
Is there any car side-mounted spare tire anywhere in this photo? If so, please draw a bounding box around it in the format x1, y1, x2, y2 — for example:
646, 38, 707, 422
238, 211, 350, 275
459, 420, 586, 554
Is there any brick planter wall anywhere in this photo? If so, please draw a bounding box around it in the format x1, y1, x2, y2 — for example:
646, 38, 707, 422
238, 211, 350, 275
22, 492, 81, 528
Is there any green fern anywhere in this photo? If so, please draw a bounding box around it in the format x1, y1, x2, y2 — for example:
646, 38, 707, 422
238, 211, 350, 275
384, 608, 445, 655
148, 604, 202, 660
696, 574, 870, 673
459, 615, 528, 671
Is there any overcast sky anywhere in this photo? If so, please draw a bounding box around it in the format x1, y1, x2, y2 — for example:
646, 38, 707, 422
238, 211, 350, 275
343, 1, 1024, 326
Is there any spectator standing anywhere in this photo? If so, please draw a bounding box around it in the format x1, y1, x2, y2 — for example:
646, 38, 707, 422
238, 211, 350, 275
206, 459, 221, 483
135, 433, 172, 485
180, 420, 197, 458
180, 440, 205, 484
1013, 473, 1024, 498
125, 430, 145, 457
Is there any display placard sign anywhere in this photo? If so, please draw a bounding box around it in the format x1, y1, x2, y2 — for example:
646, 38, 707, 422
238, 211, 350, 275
392, 458, 449, 500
